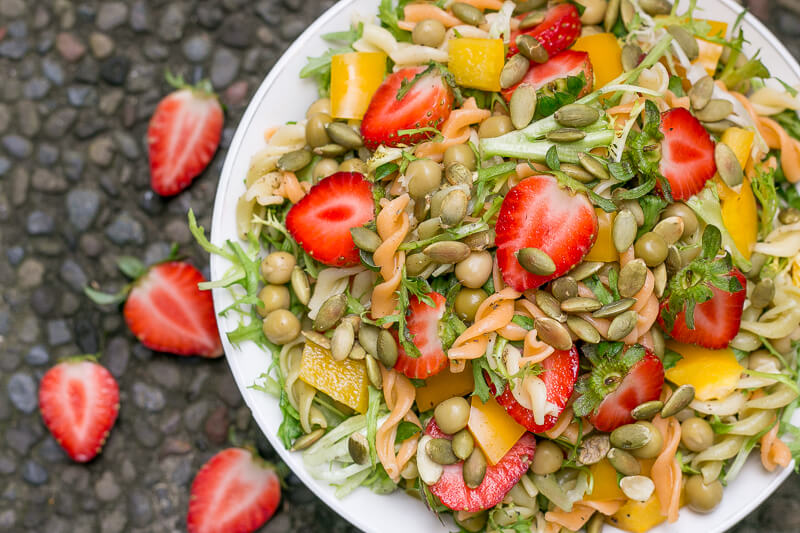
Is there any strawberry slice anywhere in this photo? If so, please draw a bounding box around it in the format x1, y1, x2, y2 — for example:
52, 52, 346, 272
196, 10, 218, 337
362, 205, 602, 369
425, 419, 536, 512
489, 347, 580, 433
658, 107, 717, 200
148, 76, 223, 196
394, 292, 449, 379
286, 172, 374, 267
495, 175, 598, 292
360, 66, 453, 150
39, 359, 120, 463
501, 50, 593, 102
187, 448, 281, 533
124, 262, 223, 357
508, 4, 582, 58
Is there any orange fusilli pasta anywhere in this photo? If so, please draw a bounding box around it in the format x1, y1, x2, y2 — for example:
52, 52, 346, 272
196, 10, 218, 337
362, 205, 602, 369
652, 414, 682, 523
415, 98, 491, 161
448, 287, 520, 367
376, 367, 420, 482
371, 194, 410, 321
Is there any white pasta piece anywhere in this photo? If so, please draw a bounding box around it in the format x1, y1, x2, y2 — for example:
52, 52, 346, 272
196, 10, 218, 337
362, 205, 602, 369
745, 383, 799, 409
637, 63, 669, 94
750, 86, 800, 116
245, 171, 285, 206
700, 461, 723, 484
753, 222, 800, 257
690, 392, 747, 416
307, 266, 365, 319
691, 435, 744, 469
391, 43, 449, 66
352, 38, 383, 53
726, 409, 775, 436
361, 23, 400, 54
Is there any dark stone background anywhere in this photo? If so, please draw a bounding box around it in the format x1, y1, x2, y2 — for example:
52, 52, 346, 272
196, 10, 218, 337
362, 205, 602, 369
0, 1, 797, 532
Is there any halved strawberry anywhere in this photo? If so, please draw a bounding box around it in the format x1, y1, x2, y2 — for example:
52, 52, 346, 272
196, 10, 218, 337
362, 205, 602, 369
489, 347, 580, 433
148, 75, 223, 196
394, 292, 449, 379
39, 359, 120, 463
495, 175, 598, 292
360, 66, 453, 150
425, 419, 536, 512
658, 107, 717, 200
508, 4, 582, 58
187, 448, 281, 533
501, 50, 593, 102
286, 172, 374, 267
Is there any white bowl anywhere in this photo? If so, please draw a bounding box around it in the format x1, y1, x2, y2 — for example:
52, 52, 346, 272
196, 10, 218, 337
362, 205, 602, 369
210, 1, 800, 531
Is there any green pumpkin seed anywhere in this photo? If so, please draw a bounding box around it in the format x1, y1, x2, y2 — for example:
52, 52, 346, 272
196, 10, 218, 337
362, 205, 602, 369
560, 163, 595, 183
366, 354, 383, 388
640, 0, 672, 15
517, 247, 556, 276
689, 75, 714, 110
331, 321, 355, 361
519, 10, 546, 29
277, 149, 312, 172
547, 128, 587, 143
501, 54, 531, 90
607, 310, 638, 340
620, 0, 635, 29
424, 240, 471, 263
452, 2, 485, 25
358, 323, 379, 356
427, 438, 459, 465
623, 199, 645, 226
351, 226, 382, 253
631, 400, 664, 420
291, 266, 311, 306
302, 330, 331, 350
779, 206, 800, 224
715, 142, 744, 187
612, 209, 638, 253
660, 385, 695, 418
751, 278, 775, 308
665, 245, 683, 273
569, 261, 604, 281
535, 317, 573, 350
610, 423, 652, 450
406, 253, 432, 277
567, 315, 601, 343
462, 229, 495, 251
561, 296, 603, 313
291, 428, 326, 451
702, 119, 736, 133
377, 328, 398, 368
604, 0, 621, 32
577, 152, 611, 180
313, 293, 347, 331
514, 0, 547, 14
653, 263, 667, 298
551, 276, 578, 301
418, 217, 443, 240
694, 98, 733, 123
452, 430, 475, 461
578, 434, 610, 465
348, 432, 370, 465
463, 448, 487, 488
620, 475, 655, 502
536, 290, 566, 322
745, 252, 767, 280
618, 259, 647, 298
516, 34, 549, 63
587, 512, 605, 533
446, 162, 473, 187
430, 189, 448, 218
667, 24, 699, 61
441, 189, 469, 227
621, 44, 642, 72
554, 103, 600, 128
592, 298, 636, 318
313, 143, 348, 157
326, 122, 363, 149
510, 83, 537, 130
653, 216, 685, 245
651, 326, 666, 357
608, 448, 641, 476
349, 343, 366, 360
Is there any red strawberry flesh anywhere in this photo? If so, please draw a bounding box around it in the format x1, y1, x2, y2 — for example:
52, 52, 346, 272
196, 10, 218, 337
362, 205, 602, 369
501, 50, 593, 102
508, 4, 582, 58
658, 107, 717, 200
394, 292, 449, 379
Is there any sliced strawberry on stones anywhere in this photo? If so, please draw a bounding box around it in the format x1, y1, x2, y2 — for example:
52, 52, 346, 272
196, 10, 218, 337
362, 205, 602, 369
501, 50, 593, 102
360, 66, 454, 151
495, 175, 598, 292
39, 359, 120, 463
394, 292, 449, 379
187, 448, 281, 533
425, 420, 536, 512
489, 347, 580, 433
286, 172, 374, 267
658, 107, 717, 200
508, 3, 582, 58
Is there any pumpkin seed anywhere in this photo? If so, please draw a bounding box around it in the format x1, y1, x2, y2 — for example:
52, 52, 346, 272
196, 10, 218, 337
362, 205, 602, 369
620, 0, 635, 29
560, 163, 595, 183
277, 149, 312, 172
610, 423, 652, 450
535, 317, 573, 350
452, 2, 485, 25
631, 400, 664, 420
418, 217, 443, 240
501, 54, 531, 89
689, 75, 714, 110
751, 278, 775, 308
578, 434, 611, 465
577, 152, 611, 180
604, 0, 621, 32
513, 0, 547, 14
639, 0, 672, 15
326, 122, 363, 149
331, 321, 355, 361
561, 296, 603, 313
441, 189, 469, 227
653, 216, 684, 245
620, 475, 655, 502
715, 142, 744, 187
547, 128, 587, 142
661, 385, 696, 418
400, 459, 418, 480
313, 143, 347, 157
348, 432, 370, 465
302, 330, 331, 350
618, 259, 647, 298
510, 83, 537, 130
554, 103, 600, 128
350, 226, 382, 253
623, 199, 645, 226
667, 24, 699, 61
462, 229, 495, 250
567, 315, 601, 343
608, 448, 641, 476
424, 240, 471, 263
592, 298, 636, 318
551, 276, 578, 301
430, 189, 448, 218
520, 10, 546, 29
702, 119, 736, 133
651, 326, 666, 357
745, 252, 767, 280
516, 34, 548, 63
366, 353, 383, 389
349, 342, 366, 360
653, 263, 667, 298
586, 512, 605, 533
779, 206, 800, 224
453, 430, 475, 461
291, 266, 311, 305
694, 98, 733, 123
463, 448, 487, 488
607, 310, 638, 340
666, 245, 683, 273
621, 44, 642, 72
427, 438, 459, 465
417, 435, 443, 484
446, 162, 473, 186
536, 290, 566, 322
517, 247, 556, 276
291, 428, 326, 451
313, 293, 347, 331
612, 209, 638, 253
406, 253, 432, 277
377, 328, 398, 368
569, 261, 604, 281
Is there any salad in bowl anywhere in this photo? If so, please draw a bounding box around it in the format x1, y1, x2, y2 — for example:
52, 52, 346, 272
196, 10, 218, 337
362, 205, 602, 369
193, 0, 800, 531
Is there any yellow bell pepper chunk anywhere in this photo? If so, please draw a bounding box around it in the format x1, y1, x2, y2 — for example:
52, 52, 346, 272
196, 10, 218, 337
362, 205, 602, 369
715, 127, 758, 259
571, 33, 623, 89
665, 340, 744, 401
793, 257, 800, 288
586, 460, 626, 501
415, 362, 475, 412
721, 127, 754, 169
608, 494, 666, 533
299, 340, 369, 413
467, 395, 526, 465
448, 38, 504, 92
330, 52, 387, 120
584, 209, 619, 262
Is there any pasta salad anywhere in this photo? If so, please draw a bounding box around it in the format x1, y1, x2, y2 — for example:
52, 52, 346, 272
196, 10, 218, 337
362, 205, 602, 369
191, 0, 800, 531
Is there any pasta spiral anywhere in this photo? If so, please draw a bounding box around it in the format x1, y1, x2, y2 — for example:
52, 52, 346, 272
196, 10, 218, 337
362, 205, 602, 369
371, 194, 411, 321
376, 367, 420, 482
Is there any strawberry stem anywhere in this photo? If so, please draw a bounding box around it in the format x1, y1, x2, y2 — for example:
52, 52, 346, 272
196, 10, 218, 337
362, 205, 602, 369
164, 70, 217, 99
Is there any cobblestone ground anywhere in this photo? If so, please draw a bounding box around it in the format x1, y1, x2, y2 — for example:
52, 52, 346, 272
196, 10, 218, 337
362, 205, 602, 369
0, 1, 798, 532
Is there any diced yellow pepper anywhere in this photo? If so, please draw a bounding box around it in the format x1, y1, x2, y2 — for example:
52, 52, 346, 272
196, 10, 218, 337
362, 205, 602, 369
467, 395, 526, 465
586, 460, 625, 501
571, 33, 623, 90
584, 208, 619, 263
665, 340, 744, 401
330, 52, 387, 120
299, 340, 369, 413
608, 494, 666, 533
448, 38, 504, 92
718, 176, 758, 260
415, 362, 475, 412
721, 127, 754, 169
793, 257, 800, 288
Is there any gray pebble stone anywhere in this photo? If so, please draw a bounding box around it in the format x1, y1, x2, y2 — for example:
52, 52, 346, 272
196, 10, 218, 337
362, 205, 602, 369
100, 55, 130, 85
60, 259, 88, 292
126, 63, 157, 93
5, 426, 37, 454
255, 1, 281, 24
32, 167, 68, 192
147, 360, 182, 389
0, 38, 29, 59
0, 452, 16, 475
22, 460, 48, 485
132, 381, 166, 412
79, 233, 104, 257
16, 100, 39, 137
106, 211, 145, 245
183, 401, 209, 431
0, 0, 25, 18
100, 506, 126, 533
63, 149, 85, 181
47, 319, 73, 345
75, 57, 99, 83
19, 259, 45, 288
0, 510, 14, 530
133, 418, 161, 448
6, 245, 24, 266
106, 336, 130, 377
26, 210, 55, 235
9, 166, 27, 205
7, 19, 27, 38
112, 131, 140, 159
96, 2, 128, 31
0, 157, 9, 176
37, 436, 68, 463
89, 32, 114, 59
197, 3, 225, 29
2, 134, 33, 159
67, 85, 97, 107
219, 14, 254, 48
37, 144, 60, 166
99, 88, 125, 115
144, 241, 172, 265
26, 345, 50, 365
7, 372, 37, 413
182, 34, 211, 62
42, 57, 66, 85
211, 47, 240, 89
129, 0, 151, 32
88, 136, 115, 166
44, 108, 78, 138
56, 32, 87, 62
143, 40, 169, 61
95, 471, 121, 502
23, 76, 51, 99
19, 316, 41, 343
159, 4, 186, 42
128, 490, 153, 527
66, 189, 101, 230
0, 104, 8, 133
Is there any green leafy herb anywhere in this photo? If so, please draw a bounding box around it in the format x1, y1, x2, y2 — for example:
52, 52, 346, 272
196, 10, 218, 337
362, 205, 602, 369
300, 47, 354, 97
668, 75, 686, 97
535, 73, 587, 119
710, 415, 735, 434
637, 195, 668, 238
374, 162, 399, 181
395, 421, 422, 444
472, 356, 505, 403
583, 274, 613, 305
750, 163, 779, 238
366, 385, 383, 466
378, 0, 412, 42
662, 348, 683, 370
512, 314, 536, 330
545, 145, 561, 171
